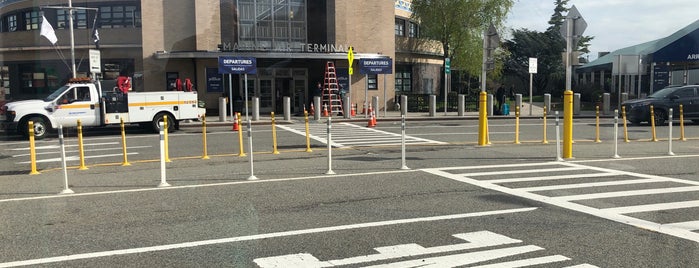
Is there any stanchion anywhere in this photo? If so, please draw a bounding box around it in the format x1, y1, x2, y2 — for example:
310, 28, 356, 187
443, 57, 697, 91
271, 112, 280, 154
77, 119, 88, 170
668, 108, 675, 156
120, 118, 131, 166
325, 116, 335, 175
158, 122, 171, 187
57, 125, 74, 194
28, 121, 40, 175
555, 111, 562, 161
237, 112, 246, 157
680, 104, 686, 141
613, 109, 621, 159
542, 107, 549, 144
650, 105, 658, 142
304, 110, 313, 152
514, 106, 520, 144
246, 115, 258, 181
201, 116, 210, 159
622, 106, 629, 143
400, 114, 409, 170
594, 106, 601, 143
163, 116, 171, 162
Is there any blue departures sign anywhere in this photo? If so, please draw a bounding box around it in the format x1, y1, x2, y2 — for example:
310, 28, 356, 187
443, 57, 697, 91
218, 56, 257, 74
359, 58, 393, 74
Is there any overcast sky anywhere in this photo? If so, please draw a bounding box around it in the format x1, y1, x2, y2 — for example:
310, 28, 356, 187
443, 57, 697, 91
506, 0, 698, 60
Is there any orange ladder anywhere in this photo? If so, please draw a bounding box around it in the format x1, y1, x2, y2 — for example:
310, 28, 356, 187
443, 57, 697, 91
322, 62, 344, 116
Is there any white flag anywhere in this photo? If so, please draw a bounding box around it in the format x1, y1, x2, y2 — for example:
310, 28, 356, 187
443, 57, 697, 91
40, 15, 58, 45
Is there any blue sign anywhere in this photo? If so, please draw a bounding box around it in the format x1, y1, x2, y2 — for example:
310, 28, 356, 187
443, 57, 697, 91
218, 56, 257, 74
359, 58, 393, 74
206, 68, 223, 93
336, 68, 350, 92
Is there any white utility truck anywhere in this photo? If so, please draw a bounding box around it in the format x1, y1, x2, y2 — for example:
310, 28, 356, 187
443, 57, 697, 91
1, 78, 202, 139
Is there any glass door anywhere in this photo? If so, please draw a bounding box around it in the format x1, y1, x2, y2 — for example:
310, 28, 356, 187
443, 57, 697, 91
258, 78, 273, 114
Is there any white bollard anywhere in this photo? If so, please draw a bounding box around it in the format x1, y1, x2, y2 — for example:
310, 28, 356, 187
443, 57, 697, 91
555, 111, 563, 162
668, 108, 675, 156
158, 122, 171, 187
613, 110, 621, 159
247, 118, 258, 180
326, 117, 335, 175
58, 125, 74, 194
401, 114, 410, 170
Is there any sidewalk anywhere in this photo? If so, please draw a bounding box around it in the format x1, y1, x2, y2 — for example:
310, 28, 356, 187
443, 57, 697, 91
182, 102, 604, 128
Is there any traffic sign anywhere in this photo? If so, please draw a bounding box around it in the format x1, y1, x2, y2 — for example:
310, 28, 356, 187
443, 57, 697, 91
89, 49, 101, 73
528, 58, 537, 74
348, 46, 354, 75
445, 58, 451, 74
559, 5, 587, 45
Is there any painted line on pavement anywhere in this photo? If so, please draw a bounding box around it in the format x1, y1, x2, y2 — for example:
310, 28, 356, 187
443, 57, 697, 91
0, 207, 537, 268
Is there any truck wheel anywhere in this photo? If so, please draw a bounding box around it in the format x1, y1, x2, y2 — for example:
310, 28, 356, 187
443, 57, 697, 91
22, 116, 50, 140
152, 113, 175, 133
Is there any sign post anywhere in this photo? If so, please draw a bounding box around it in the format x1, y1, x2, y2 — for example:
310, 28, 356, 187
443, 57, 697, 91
218, 56, 258, 180
528, 57, 537, 116
445, 57, 450, 115
347, 47, 354, 116
359, 58, 393, 117
560, 5, 587, 159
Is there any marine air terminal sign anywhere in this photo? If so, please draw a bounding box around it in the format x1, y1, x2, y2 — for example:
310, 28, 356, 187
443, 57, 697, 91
218, 56, 257, 74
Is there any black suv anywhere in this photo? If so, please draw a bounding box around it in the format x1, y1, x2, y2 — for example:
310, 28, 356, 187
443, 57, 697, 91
621, 85, 699, 125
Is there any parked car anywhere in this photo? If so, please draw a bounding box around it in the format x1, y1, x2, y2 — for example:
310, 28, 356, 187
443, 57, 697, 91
621, 85, 699, 125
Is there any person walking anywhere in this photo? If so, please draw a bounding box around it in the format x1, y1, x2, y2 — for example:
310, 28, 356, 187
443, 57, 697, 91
495, 85, 505, 114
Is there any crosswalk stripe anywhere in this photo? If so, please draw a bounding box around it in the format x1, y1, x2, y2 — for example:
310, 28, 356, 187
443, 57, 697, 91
601, 200, 699, 214
487, 172, 618, 184
518, 178, 664, 192
460, 167, 587, 177
664, 220, 699, 231
555, 186, 699, 201
468, 255, 573, 268
277, 122, 444, 148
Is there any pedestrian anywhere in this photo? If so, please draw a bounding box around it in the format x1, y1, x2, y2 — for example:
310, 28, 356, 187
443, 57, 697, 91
496, 85, 505, 114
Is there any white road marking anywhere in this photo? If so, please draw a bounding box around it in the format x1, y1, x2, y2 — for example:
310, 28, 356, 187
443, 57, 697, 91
459, 167, 587, 177
486, 172, 620, 184
468, 255, 575, 268
664, 220, 699, 231
423, 161, 699, 243
18, 153, 139, 164
255, 231, 524, 267
518, 178, 665, 192
0, 208, 537, 268
601, 200, 699, 214
555, 186, 699, 201
359, 246, 545, 268
276, 122, 445, 148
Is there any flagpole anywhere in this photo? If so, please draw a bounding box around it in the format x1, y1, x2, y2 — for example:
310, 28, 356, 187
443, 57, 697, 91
68, 0, 76, 78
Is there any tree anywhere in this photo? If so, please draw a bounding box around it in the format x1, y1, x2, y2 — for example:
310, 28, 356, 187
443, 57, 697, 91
410, 0, 515, 79
503, 0, 595, 96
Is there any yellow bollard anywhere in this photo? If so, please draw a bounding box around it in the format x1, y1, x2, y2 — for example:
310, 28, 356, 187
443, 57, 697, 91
164, 115, 171, 162
77, 119, 88, 170
478, 92, 488, 146
542, 106, 549, 144
594, 106, 601, 143
562, 90, 573, 159
201, 116, 210, 159
237, 112, 246, 157
271, 112, 280, 154
120, 118, 131, 166
28, 121, 40, 175
680, 104, 686, 141
622, 106, 629, 143
650, 105, 658, 142
304, 110, 313, 153
514, 106, 520, 144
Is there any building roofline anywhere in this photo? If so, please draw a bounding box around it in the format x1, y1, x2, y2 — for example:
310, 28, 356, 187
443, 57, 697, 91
153, 51, 390, 60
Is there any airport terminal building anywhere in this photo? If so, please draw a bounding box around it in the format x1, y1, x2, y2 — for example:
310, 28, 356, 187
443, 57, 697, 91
577, 20, 699, 97
0, 0, 443, 115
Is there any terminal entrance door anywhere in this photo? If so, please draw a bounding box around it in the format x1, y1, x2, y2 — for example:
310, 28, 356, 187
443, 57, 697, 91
258, 78, 273, 114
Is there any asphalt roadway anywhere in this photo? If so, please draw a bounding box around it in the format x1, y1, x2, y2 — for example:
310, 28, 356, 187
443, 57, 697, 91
0, 115, 698, 267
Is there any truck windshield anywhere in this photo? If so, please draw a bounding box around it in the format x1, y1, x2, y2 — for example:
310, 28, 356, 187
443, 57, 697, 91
43, 85, 71, 102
